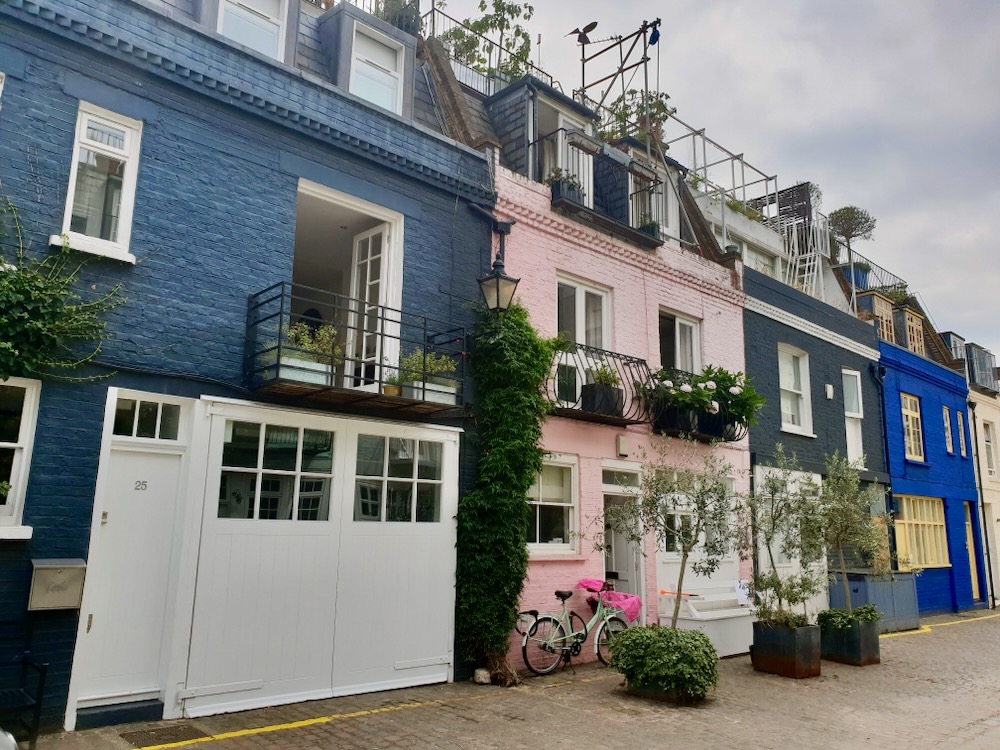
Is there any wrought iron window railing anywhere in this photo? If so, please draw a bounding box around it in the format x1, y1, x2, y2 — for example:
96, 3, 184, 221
245, 282, 464, 406
548, 344, 652, 424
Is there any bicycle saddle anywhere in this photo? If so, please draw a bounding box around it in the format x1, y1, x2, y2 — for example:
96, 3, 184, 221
554, 590, 573, 601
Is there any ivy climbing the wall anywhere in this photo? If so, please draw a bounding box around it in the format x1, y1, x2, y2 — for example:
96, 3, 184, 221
0, 195, 125, 380
456, 302, 559, 685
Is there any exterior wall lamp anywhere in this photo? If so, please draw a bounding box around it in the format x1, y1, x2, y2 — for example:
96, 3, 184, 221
470, 203, 519, 312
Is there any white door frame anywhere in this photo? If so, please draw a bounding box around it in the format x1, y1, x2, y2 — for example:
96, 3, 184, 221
65, 388, 196, 730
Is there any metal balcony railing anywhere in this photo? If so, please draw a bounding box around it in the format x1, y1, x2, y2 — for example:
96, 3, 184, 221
533, 128, 664, 249
644, 368, 750, 443
421, 8, 554, 97
246, 282, 465, 413
547, 344, 653, 425
304, 0, 421, 34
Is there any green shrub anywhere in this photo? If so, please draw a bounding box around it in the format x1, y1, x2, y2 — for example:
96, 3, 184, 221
609, 625, 718, 702
817, 604, 881, 629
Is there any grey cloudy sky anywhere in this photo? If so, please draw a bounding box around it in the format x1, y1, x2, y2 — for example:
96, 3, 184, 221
445, 0, 1000, 358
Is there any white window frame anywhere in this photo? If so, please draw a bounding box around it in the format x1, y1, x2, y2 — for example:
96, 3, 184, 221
660, 309, 701, 373
217, 0, 288, 61
943, 406, 954, 454
557, 274, 610, 349
895, 495, 950, 569
985, 421, 997, 477
0, 377, 42, 538
778, 344, 813, 436
901, 393, 924, 462
350, 22, 404, 115
957, 411, 968, 457
842, 369, 864, 464
526, 454, 578, 554
50, 102, 142, 264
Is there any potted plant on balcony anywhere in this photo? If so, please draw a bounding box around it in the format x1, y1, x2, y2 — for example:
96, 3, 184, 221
544, 167, 584, 205
399, 349, 458, 405
581, 365, 624, 417
639, 368, 709, 436
697, 365, 765, 441
636, 213, 660, 241
846, 262, 872, 290
816, 452, 889, 666
278, 321, 341, 385
738, 445, 825, 679
381, 359, 403, 397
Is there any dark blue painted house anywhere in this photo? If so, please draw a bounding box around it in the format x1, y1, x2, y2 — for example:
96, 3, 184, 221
1, 0, 493, 732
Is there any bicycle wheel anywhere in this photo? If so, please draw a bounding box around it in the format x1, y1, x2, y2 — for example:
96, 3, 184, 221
594, 615, 628, 666
522, 615, 567, 676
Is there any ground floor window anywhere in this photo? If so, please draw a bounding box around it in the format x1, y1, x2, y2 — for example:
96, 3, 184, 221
527, 457, 577, 550
895, 495, 949, 569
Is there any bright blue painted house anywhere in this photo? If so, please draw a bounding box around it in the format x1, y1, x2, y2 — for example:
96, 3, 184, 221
0, 0, 493, 734
845, 263, 985, 614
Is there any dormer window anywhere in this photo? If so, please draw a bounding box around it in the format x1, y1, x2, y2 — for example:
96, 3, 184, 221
351, 25, 403, 114
872, 294, 895, 342
219, 0, 287, 60
904, 309, 925, 356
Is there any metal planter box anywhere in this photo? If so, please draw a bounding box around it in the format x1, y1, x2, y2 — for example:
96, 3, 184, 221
820, 620, 881, 666
750, 622, 820, 679
828, 572, 920, 634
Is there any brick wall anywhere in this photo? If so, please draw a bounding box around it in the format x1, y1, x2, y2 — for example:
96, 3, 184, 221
495, 166, 750, 668
0, 4, 491, 722
486, 89, 530, 177
880, 341, 981, 613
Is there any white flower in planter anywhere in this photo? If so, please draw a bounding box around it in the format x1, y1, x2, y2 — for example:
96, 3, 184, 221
680, 383, 693, 393
709, 400, 720, 414
729, 386, 743, 395
705, 381, 717, 390
663, 380, 674, 388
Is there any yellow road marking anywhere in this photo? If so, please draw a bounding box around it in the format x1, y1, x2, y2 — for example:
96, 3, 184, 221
136, 698, 465, 750
879, 611, 1000, 639
138, 669, 615, 749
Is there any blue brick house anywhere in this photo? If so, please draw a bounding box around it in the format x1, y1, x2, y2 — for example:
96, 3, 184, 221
840, 256, 985, 613
726, 184, 890, 619
1, 0, 493, 731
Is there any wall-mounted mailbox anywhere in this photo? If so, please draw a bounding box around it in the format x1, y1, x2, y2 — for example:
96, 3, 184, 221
28, 558, 87, 611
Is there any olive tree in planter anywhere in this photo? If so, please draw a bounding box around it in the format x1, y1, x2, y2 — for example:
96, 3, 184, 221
817, 452, 889, 666
738, 445, 825, 679
603, 437, 735, 629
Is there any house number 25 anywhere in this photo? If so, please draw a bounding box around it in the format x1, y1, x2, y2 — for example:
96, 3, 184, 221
135, 481, 148, 491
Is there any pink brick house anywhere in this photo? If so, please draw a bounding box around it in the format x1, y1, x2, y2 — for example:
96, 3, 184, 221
493, 164, 751, 666
420, 28, 754, 664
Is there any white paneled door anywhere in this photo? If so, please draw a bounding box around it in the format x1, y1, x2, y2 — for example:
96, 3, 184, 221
75, 447, 183, 707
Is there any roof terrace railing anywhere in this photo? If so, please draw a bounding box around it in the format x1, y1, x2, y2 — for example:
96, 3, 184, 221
421, 8, 554, 96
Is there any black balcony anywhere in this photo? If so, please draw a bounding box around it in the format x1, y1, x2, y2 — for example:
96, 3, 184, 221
548, 344, 653, 426
246, 282, 465, 419
645, 368, 749, 443
535, 129, 665, 251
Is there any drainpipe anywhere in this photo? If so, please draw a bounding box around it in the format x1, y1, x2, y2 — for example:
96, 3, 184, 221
525, 81, 538, 182
969, 401, 996, 608
870, 362, 898, 568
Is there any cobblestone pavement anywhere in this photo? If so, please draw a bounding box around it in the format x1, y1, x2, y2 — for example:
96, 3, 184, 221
30, 612, 1000, 750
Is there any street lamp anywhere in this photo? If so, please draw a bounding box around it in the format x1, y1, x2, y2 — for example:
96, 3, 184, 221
470, 204, 519, 313
478, 250, 519, 312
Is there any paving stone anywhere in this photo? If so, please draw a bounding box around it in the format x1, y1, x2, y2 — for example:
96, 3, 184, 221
28, 613, 1000, 750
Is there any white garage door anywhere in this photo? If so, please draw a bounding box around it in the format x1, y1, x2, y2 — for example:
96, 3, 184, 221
183, 406, 458, 717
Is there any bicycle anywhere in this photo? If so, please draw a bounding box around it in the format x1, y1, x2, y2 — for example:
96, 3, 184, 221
517, 581, 630, 676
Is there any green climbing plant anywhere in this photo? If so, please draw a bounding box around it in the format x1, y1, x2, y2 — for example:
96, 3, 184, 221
455, 302, 559, 685
0, 194, 125, 380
